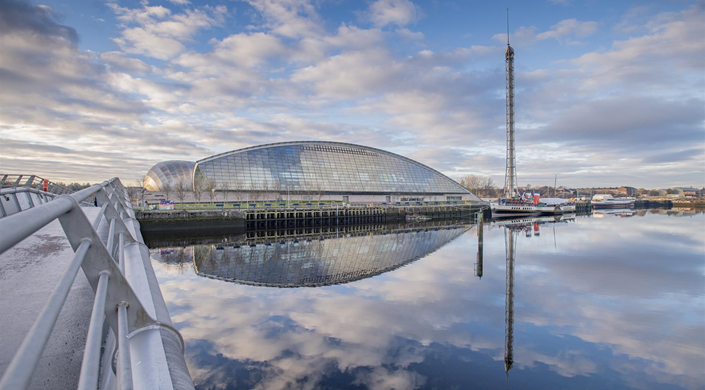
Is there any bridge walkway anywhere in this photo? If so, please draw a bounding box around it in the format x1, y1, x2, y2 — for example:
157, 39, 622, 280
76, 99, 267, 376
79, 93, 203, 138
0, 206, 99, 389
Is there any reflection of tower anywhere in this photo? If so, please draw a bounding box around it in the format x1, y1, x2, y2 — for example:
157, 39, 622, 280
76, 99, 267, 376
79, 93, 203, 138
503, 11, 518, 199
504, 227, 517, 376
475, 213, 484, 279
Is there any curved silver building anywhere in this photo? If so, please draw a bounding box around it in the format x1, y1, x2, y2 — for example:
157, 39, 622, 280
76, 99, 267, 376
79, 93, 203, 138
144, 160, 195, 192
196, 142, 478, 202
145, 142, 479, 202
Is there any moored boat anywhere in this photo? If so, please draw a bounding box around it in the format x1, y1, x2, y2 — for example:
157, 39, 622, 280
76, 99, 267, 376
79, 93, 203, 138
592, 194, 635, 209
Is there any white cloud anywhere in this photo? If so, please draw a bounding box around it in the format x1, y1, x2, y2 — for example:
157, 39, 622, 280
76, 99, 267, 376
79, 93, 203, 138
366, 0, 421, 28
494, 18, 598, 45
246, 0, 324, 38
110, 4, 227, 60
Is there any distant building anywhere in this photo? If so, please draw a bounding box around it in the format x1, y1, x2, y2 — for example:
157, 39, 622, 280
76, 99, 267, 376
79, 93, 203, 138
145, 141, 482, 203
619, 186, 637, 196
676, 187, 700, 197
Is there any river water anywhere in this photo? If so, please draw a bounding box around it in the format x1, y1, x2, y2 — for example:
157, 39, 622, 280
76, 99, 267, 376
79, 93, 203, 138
147, 209, 705, 390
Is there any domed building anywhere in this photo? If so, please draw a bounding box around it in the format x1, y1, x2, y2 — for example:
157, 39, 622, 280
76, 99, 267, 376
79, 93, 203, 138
144, 161, 195, 192
145, 142, 480, 203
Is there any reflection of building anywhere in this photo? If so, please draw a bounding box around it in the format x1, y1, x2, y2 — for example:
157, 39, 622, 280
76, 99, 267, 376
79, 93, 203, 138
145, 142, 480, 203
193, 226, 469, 287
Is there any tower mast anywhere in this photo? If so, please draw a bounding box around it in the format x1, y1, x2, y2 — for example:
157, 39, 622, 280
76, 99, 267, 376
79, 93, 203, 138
504, 226, 516, 378
503, 10, 518, 198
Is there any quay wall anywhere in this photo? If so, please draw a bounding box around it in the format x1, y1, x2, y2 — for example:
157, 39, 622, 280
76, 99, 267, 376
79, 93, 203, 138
137, 205, 487, 232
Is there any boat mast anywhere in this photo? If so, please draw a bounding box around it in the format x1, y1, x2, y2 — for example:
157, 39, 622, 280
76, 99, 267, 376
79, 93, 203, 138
503, 10, 518, 198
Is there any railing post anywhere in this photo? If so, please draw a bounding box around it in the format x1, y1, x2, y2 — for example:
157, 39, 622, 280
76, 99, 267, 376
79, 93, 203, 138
77, 271, 110, 390
116, 302, 133, 390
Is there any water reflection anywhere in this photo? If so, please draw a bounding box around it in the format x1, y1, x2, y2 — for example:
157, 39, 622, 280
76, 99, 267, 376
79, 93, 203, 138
193, 224, 471, 287
149, 212, 704, 390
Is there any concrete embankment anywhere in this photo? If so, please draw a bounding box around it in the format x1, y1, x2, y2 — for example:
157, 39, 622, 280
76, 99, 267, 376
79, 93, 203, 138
635, 199, 673, 208
136, 209, 246, 231
137, 205, 486, 232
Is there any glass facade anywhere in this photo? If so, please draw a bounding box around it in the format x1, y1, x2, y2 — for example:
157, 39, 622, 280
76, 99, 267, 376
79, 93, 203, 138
193, 226, 469, 287
144, 160, 195, 191
195, 142, 471, 195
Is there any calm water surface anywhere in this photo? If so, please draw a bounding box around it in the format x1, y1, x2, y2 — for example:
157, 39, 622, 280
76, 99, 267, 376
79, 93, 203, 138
148, 209, 705, 390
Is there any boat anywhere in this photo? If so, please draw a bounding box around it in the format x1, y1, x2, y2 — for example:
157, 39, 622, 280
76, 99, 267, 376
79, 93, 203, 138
592, 194, 635, 209
492, 193, 570, 218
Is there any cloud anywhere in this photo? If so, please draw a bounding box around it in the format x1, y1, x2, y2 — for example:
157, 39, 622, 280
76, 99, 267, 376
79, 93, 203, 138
110, 4, 227, 60
245, 0, 324, 38
0, 0, 78, 43
642, 148, 704, 164
100, 51, 153, 75
365, 0, 422, 28
536, 19, 598, 42
493, 18, 598, 45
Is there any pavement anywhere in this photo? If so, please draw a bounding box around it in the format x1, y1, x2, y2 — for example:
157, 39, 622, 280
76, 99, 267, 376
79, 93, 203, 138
0, 206, 99, 390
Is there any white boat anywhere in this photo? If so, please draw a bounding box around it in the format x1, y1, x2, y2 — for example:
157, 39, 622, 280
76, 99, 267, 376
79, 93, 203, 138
592, 194, 635, 209
492, 195, 570, 218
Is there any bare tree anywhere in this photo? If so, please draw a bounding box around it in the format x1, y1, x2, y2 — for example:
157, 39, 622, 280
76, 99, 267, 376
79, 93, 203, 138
127, 186, 140, 205
482, 177, 496, 197
162, 182, 172, 202
232, 180, 244, 202
204, 178, 217, 204
261, 181, 270, 202
175, 178, 187, 203
272, 179, 282, 201
135, 175, 148, 189
193, 175, 205, 203
219, 181, 230, 202
310, 182, 324, 201
459, 175, 483, 195
249, 181, 260, 202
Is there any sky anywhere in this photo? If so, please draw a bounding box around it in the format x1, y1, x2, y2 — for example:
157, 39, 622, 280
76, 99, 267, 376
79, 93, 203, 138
0, 0, 703, 188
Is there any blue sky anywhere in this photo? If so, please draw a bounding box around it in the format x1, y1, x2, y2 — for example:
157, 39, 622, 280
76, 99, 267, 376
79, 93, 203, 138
1, 0, 703, 188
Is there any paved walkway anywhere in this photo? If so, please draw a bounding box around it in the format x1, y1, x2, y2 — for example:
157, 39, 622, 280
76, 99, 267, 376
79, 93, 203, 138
0, 207, 99, 390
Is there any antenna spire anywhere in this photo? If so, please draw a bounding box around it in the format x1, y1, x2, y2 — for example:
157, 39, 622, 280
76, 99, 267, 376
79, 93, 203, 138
506, 9, 510, 46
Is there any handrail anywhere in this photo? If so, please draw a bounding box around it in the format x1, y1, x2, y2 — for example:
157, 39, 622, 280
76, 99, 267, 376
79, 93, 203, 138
0, 178, 194, 390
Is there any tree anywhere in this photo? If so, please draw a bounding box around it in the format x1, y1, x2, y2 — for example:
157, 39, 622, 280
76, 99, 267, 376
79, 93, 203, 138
162, 182, 172, 202
232, 180, 244, 202
649, 189, 660, 197
459, 175, 482, 194
219, 181, 230, 202
260, 181, 270, 202
482, 177, 495, 197
175, 178, 187, 203
135, 175, 148, 190
127, 186, 140, 204
193, 175, 205, 203
204, 178, 217, 204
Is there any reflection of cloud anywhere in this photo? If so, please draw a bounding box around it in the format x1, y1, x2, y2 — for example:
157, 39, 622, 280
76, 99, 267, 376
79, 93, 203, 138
151, 213, 705, 389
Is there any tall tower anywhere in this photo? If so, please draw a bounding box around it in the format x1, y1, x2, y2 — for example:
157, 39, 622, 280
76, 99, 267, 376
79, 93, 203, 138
503, 11, 518, 198
504, 227, 516, 376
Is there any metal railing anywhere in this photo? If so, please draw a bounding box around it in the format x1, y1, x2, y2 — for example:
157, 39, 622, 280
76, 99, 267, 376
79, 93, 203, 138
0, 178, 194, 390
0, 174, 87, 218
